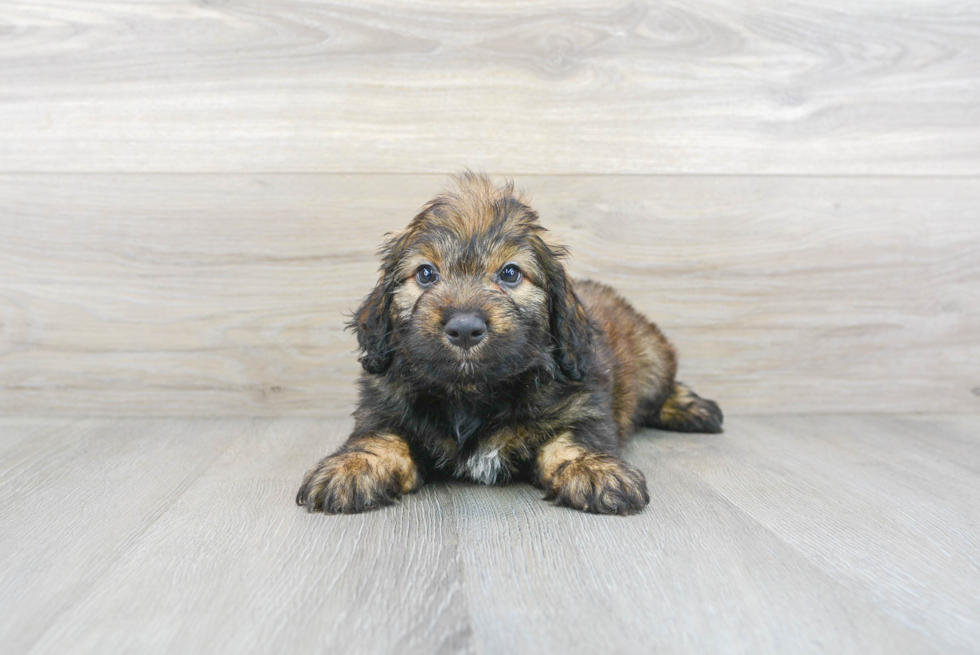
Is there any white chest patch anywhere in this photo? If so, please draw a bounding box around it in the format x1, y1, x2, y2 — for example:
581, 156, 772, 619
459, 446, 509, 485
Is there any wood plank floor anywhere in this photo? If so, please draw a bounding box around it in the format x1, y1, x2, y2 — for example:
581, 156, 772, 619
2, 415, 977, 654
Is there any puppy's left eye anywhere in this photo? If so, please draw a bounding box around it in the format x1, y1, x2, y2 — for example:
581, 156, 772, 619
499, 264, 522, 285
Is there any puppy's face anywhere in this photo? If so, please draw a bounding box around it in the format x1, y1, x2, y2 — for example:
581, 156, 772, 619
391, 215, 552, 383
351, 175, 593, 387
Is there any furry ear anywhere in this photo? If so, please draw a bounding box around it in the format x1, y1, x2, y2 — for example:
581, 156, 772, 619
537, 241, 594, 381
349, 228, 416, 374
347, 228, 418, 373
349, 276, 395, 374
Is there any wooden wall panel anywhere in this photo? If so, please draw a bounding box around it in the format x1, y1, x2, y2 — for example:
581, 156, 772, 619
2, 174, 977, 415
0, 1, 977, 174
1, 1, 977, 415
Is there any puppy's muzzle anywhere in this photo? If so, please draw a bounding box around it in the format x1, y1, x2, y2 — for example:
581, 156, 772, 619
444, 312, 487, 350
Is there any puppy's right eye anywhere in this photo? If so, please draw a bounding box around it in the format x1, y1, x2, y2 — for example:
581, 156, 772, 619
415, 265, 438, 286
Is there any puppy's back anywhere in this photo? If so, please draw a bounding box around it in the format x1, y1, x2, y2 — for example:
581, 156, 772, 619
573, 279, 678, 439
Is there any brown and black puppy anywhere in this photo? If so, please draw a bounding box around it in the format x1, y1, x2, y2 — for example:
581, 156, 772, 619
297, 173, 722, 516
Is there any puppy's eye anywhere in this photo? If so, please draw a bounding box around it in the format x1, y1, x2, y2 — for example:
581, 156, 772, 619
499, 264, 522, 285
416, 265, 438, 286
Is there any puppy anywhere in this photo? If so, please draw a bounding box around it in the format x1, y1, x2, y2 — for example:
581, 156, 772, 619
297, 173, 722, 516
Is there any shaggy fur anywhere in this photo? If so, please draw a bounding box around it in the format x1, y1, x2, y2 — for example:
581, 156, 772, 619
297, 173, 722, 516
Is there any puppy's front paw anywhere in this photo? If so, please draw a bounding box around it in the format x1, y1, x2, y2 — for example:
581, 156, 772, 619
544, 452, 650, 515
296, 435, 422, 514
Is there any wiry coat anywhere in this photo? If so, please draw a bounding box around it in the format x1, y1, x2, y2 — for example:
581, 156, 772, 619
298, 173, 722, 515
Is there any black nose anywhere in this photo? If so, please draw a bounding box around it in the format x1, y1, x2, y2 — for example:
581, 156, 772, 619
444, 313, 487, 350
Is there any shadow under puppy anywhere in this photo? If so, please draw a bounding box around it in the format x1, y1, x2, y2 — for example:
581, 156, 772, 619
298, 173, 722, 515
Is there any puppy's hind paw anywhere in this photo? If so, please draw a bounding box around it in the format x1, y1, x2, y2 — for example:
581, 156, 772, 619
650, 382, 723, 434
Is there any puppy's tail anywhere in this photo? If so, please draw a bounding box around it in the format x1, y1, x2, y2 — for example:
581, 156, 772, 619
645, 382, 723, 434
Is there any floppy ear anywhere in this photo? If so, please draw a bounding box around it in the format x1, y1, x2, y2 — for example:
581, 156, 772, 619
349, 228, 418, 374
349, 276, 396, 374
539, 243, 594, 381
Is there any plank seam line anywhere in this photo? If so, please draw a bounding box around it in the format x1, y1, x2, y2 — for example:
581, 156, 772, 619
657, 440, 947, 648
444, 485, 484, 655
0, 418, 87, 487
22, 421, 246, 654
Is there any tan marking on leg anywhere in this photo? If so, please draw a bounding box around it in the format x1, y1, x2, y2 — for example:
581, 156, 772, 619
536, 432, 587, 487
535, 433, 650, 515
297, 433, 422, 513
658, 385, 698, 423
654, 383, 724, 434
366, 434, 423, 494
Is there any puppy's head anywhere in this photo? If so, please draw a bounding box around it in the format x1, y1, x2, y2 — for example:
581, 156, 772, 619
350, 172, 593, 386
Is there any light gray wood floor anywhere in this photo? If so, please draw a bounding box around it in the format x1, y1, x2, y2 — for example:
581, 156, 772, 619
1, 415, 978, 654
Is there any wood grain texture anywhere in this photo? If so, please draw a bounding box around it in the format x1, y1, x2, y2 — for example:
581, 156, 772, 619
1, 174, 977, 415
654, 414, 980, 653
0, 418, 75, 452
25, 418, 473, 655
3, 415, 978, 653
446, 468, 936, 654
0, 1, 978, 174
0, 419, 241, 653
